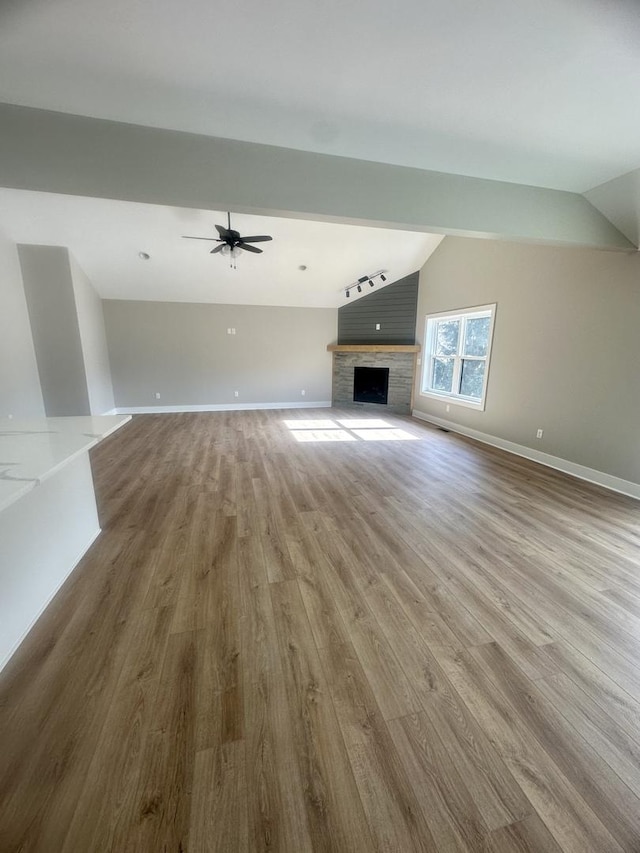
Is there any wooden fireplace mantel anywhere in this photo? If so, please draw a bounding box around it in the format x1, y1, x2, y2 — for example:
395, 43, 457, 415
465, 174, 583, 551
327, 344, 420, 353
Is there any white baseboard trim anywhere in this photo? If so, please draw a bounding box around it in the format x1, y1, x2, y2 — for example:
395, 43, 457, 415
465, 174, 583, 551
0, 527, 102, 673
115, 401, 332, 415
412, 410, 640, 501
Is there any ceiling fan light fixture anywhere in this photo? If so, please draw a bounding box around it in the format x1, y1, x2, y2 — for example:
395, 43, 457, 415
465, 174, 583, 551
183, 212, 272, 263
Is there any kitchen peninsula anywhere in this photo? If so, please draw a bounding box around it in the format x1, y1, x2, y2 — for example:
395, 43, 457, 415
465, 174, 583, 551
0, 415, 131, 670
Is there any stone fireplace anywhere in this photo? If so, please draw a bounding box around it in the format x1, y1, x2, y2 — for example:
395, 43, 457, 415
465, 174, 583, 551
327, 344, 420, 415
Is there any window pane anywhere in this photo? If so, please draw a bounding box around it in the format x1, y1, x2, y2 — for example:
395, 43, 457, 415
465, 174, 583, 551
459, 359, 485, 398
432, 357, 454, 392
435, 319, 459, 356
463, 316, 490, 357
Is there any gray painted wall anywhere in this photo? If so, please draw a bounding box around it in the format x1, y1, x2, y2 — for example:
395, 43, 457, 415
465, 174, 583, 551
414, 237, 640, 485
338, 272, 419, 344
103, 300, 336, 408
69, 254, 115, 414
18, 245, 91, 416
0, 103, 632, 250
0, 228, 44, 417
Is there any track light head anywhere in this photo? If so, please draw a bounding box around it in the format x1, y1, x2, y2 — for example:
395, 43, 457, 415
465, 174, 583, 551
346, 289, 350, 298
357, 284, 362, 293
369, 279, 374, 287
380, 274, 386, 282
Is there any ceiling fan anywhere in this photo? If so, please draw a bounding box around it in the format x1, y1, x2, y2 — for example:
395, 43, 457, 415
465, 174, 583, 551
182, 213, 272, 265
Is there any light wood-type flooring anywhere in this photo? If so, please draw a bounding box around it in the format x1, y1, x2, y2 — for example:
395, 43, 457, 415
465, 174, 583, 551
2, 409, 640, 852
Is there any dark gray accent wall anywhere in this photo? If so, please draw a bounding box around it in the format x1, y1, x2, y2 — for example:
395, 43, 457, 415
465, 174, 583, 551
338, 272, 419, 344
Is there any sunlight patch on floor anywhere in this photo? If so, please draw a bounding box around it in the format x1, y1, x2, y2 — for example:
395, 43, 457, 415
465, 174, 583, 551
290, 429, 356, 442
336, 419, 392, 429
284, 417, 419, 443
282, 419, 340, 430
351, 428, 417, 441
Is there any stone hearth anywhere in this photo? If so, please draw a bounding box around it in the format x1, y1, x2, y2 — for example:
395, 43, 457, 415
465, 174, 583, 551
327, 345, 420, 415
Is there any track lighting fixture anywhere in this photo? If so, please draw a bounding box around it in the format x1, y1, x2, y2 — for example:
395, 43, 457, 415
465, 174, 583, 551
341, 269, 389, 299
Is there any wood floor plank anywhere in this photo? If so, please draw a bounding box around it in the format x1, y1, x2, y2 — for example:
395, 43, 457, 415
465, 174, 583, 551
541, 641, 640, 743
189, 742, 248, 853
536, 671, 640, 800
0, 529, 156, 853
341, 595, 422, 721
3, 409, 640, 851
241, 579, 314, 852
294, 515, 351, 650
60, 605, 174, 852
471, 641, 640, 852
365, 577, 532, 830
252, 477, 297, 582
486, 814, 564, 853
432, 643, 625, 852
317, 642, 438, 852
269, 580, 375, 852
387, 711, 487, 851
119, 628, 197, 853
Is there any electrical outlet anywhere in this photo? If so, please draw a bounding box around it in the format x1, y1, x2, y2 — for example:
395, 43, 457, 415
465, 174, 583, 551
536, 428, 544, 439
234, 391, 239, 398
301, 389, 306, 396
446, 404, 450, 413
231, 328, 236, 335
227, 328, 232, 334
375, 323, 381, 330
155, 392, 161, 399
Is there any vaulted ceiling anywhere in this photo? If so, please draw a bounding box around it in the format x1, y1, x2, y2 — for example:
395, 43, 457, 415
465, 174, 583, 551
0, 190, 442, 307
1, 0, 639, 271
2, 0, 640, 193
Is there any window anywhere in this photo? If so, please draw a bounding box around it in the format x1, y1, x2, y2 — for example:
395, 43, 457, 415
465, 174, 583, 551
421, 304, 496, 410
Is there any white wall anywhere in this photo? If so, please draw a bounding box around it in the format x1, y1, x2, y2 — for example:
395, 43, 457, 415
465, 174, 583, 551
18, 245, 115, 416
69, 253, 115, 414
19, 245, 91, 416
0, 228, 44, 417
104, 300, 336, 409
414, 237, 640, 487
0, 103, 631, 251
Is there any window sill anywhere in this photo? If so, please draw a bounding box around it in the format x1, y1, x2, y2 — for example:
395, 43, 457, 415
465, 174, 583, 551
419, 390, 486, 411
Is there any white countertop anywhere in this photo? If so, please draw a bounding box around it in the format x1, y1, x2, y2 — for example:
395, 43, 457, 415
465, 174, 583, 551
0, 415, 131, 512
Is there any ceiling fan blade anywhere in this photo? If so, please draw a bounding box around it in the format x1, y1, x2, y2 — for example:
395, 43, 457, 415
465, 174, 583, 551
239, 244, 263, 253
210, 244, 225, 254
240, 235, 272, 243
183, 235, 218, 241
215, 224, 230, 238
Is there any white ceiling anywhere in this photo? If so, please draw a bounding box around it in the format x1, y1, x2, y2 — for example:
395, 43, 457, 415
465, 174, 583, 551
0, 190, 442, 307
1, 0, 640, 193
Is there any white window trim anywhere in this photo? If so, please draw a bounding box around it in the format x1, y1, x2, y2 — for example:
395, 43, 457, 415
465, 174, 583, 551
420, 303, 496, 411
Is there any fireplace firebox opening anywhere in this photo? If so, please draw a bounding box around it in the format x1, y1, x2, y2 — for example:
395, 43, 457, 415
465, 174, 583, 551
353, 366, 390, 405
